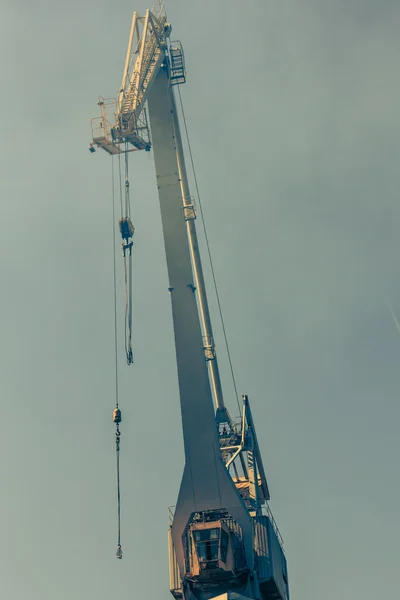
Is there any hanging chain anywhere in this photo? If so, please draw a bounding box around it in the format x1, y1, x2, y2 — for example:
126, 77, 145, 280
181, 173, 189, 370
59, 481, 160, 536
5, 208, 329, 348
115, 417, 122, 559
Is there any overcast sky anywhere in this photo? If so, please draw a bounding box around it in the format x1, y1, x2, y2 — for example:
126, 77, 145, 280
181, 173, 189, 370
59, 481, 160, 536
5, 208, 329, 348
1, 0, 399, 599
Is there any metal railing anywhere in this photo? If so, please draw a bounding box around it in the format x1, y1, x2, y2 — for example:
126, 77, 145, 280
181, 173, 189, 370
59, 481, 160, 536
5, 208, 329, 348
91, 116, 113, 142
168, 505, 175, 525
263, 503, 285, 550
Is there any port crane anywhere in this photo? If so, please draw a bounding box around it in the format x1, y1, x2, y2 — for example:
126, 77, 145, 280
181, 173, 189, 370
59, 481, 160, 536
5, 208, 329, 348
90, 3, 289, 600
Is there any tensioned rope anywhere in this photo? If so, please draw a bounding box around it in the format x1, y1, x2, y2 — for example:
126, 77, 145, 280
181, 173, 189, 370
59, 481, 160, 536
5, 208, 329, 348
176, 86, 241, 415
111, 157, 123, 560
120, 143, 134, 365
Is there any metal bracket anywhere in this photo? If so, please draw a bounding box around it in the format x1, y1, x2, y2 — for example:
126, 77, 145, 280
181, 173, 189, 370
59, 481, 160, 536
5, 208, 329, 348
202, 335, 216, 361
183, 202, 196, 221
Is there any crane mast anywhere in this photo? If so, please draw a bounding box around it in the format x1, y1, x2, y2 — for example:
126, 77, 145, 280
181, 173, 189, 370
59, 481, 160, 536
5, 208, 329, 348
90, 4, 289, 600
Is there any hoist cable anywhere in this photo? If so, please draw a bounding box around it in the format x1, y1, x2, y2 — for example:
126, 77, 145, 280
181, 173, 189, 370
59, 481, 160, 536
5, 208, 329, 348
123, 251, 133, 364
111, 157, 119, 409
177, 86, 241, 415
122, 142, 133, 365
123, 254, 129, 358
125, 147, 130, 219
118, 153, 124, 218
128, 251, 133, 357
112, 158, 123, 558
116, 425, 122, 558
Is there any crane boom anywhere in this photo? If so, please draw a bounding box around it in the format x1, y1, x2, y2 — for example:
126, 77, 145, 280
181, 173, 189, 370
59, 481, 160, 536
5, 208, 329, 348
90, 5, 290, 600
147, 66, 254, 578
168, 85, 230, 423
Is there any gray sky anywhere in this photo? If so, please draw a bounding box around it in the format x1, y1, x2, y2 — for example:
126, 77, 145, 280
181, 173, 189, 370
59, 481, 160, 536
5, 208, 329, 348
1, 0, 399, 598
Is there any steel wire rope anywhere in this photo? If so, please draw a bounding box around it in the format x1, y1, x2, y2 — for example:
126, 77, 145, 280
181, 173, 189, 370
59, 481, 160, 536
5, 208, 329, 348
116, 425, 122, 557
118, 153, 124, 218
122, 249, 134, 364
123, 251, 129, 360
111, 157, 120, 408
125, 145, 131, 219
128, 250, 133, 359
123, 142, 134, 364
120, 151, 130, 361
112, 157, 122, 558
176, 85, 241, 414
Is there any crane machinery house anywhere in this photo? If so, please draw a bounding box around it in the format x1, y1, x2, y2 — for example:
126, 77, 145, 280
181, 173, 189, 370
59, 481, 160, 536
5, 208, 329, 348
90, 4, 290, 600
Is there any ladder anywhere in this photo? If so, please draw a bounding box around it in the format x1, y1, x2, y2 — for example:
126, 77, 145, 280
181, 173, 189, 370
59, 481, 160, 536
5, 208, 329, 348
170, 42, 186, 85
